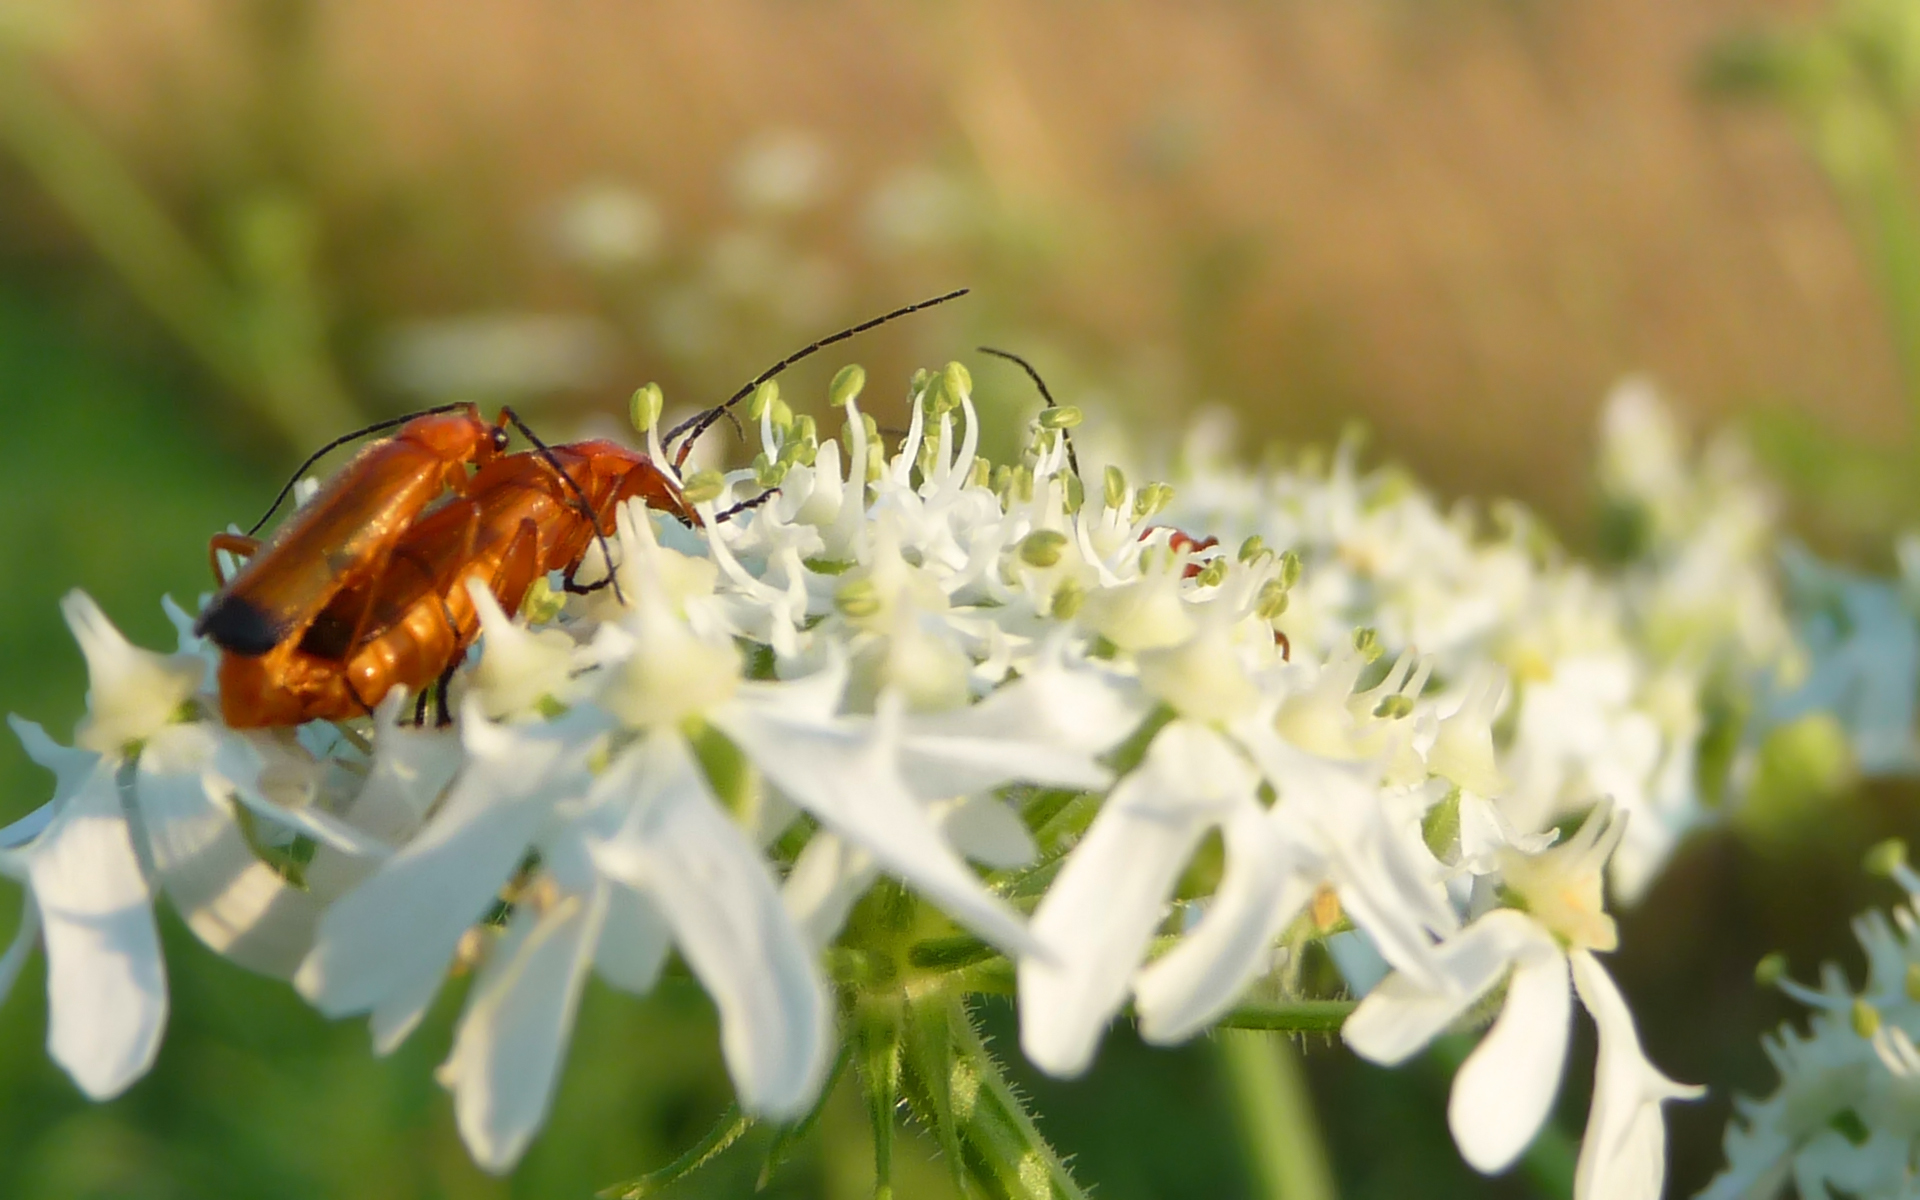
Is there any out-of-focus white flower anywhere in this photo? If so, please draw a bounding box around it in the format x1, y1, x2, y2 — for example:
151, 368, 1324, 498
548, 183, 664, 268
730, 130, 833, 214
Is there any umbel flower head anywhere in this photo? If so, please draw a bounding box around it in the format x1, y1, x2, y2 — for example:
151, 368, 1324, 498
2, 360, 1725, 1198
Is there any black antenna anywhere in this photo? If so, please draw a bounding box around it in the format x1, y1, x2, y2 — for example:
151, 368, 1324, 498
498, 409, 627, 606
714, 488, 780, 524
977, 346, 1081, 478
245, 402, 472, 536
665, 287, 971, 468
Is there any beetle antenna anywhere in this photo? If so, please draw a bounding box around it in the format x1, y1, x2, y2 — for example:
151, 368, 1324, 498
665, 287, 971, 468
500, 409, 628, 606
246, 402, 473, 536
715, 488, 780, 524
977, 346, 1080, 478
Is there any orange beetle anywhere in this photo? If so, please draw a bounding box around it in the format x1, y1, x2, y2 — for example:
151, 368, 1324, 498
196, 404, 512, 657
213, 440, 692, 727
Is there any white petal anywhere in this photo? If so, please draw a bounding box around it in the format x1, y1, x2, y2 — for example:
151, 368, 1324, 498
304, 697, 463, 899
783, 830, 879, 947
137, 725, 319, 978
212, 732, 389, 859
593, 883, 672, 996
1343, 909, 1552, 1066
714, 692, 1035, 957
1019, 721, 1257, 1077
897, 664, 1137, 798
31, 760, 166, 1099
1450, 947, 1571, 1173
1135, 805, 1315, 1046
587, 733, 829, 1117
62, 590, 202, 754
442, 884, 607, 1173
7, 716, 96, 846
297, 710, 591, 1019
940, 794, 1037, 870
1569, 951, 1702, 1200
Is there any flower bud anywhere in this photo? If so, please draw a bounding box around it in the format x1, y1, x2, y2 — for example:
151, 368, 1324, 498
1019, 530, 1070, 569
1051, 577, 1085, 619
1254, 579, 1290, 621
682, 469, 727, 505
835, 577, 882, 619
1278, 549, 1303, 590
1374, 693, 1414, 720
629, 382, 664, 433
942, 360, 972, 402
830, 363, 867, 408
1853, 997, 1882, 1038
748, 379, 780, 421
1353, 627, 1383, 663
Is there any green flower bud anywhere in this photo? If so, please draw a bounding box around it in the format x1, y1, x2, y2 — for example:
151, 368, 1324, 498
1852, 997, 1881, 1038
1019, 530, 1070, 568
1104, 465, 1128, 512
1133, 481, 1174, 521
829, 363, 867, 409
1038, 405, 1083, 430
1353, 627, 1383, 663
836, 577, 881, 619
1374, 693, 1415, 720
681, 469, 726, 505
629, 383, 664, 434
754, 453, 787, 489
1051, 577, 1085, 619
748, 379, 780, 421
1255, 579, 1290, 621
943, 360, 972, 402
1278, 549, 1303, 590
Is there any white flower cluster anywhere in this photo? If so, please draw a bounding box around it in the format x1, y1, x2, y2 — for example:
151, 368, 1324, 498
2, 363, 1701, 1194
1703, 846, 1920, 1200
1157, 377, 1797, 902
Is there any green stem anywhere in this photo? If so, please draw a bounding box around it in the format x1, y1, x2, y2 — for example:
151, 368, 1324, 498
1217, 1030, 1337, 1200
596, 1105, 753, 1199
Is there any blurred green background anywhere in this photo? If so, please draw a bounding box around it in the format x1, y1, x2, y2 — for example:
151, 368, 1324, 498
6, 0, 1920, 1195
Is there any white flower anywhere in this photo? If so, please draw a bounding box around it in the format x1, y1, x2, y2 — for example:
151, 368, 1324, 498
1342, 805, 1700, 1195
2, 592, 357, 1097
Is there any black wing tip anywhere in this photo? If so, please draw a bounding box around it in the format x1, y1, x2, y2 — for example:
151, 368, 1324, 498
194, 596, 287, 657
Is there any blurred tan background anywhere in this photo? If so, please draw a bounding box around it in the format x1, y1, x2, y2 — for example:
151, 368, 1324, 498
15, 0, 1904, 520
1, 2, 1915, 1197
